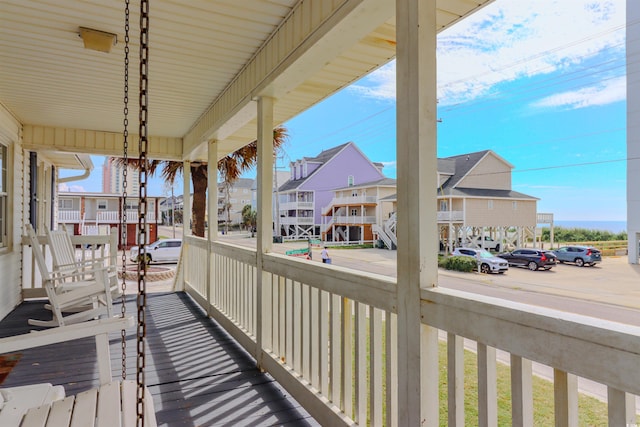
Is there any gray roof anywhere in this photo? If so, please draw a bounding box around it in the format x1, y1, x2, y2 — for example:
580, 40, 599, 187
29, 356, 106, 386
439, 150, 491, 190
278, 142, 351, 191
438, 187, 538, 200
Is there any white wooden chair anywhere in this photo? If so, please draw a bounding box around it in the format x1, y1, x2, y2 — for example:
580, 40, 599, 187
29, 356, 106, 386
0, 316, 157, 426
25, 224, 114, 328
45, 224, 121, 301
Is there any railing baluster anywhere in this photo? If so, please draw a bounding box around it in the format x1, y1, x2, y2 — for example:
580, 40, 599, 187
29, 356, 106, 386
477, 343, 497, 427
554, 369, 578, 427
511, 354, 533, 427
447, 333, 464, 426
319, 289, 329, 397
355, 302, 367, 425
370, 306, 383, 426
302, 283, 310, 380
607, 387, 636, 426
386, 311, 397, 427
285, 278, 293, 367
279, 275, 286, 359
293, 280, 302, 373
330, 293, 342, 405
342, 297, 353, 418
310, 286, 320, 389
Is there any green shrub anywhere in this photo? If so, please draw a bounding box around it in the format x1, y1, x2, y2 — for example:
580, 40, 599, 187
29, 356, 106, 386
439, 256, 477, 272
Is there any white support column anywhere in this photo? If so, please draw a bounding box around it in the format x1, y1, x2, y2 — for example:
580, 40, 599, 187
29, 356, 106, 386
628, 0, 640, 264
396, 0, 438, 425
183, 161, 191, 238
256, 95, 274, 368
206, 140, 218, 314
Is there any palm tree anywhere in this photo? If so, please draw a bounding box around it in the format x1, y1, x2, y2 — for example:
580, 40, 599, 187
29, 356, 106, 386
114, 126, 288, 238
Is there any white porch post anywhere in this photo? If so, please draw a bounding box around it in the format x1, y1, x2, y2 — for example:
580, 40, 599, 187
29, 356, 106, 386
396, 0, 438, 425
628, 0, 640, 264
256, 95, 274, 368
206, 140, 218, 313
182, 161, 191, 238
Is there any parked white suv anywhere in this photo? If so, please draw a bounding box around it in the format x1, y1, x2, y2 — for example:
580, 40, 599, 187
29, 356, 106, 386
464, 235, 501, 252
130, 239, 182, 264
451, 247, 508, 274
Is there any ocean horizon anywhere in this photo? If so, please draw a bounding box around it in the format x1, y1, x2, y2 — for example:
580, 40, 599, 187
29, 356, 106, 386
541, 220, 627, 234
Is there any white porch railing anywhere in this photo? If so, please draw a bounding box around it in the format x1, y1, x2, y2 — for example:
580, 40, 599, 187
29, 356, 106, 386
58, 210, 81, 222
96, 210, 156, 223
437, 210, 464, 222
21, 228, 118, 299
279, 201, 314, 210
322, 195, 377, 213
280, 216, 314, 225
181, 236, 640, 426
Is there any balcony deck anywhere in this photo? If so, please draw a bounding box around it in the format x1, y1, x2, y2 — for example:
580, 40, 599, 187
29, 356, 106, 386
0, 292, 318, 427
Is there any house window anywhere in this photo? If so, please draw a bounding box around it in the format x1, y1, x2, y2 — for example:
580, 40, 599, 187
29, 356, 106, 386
348, 175, 354, 186
512, 201, 518, 210
230, 198, 237, 203
350, 208, 358, 216
488, 200, 494, 210
59, 198, 73, 210
439, 200, 448, 211
0, 144, 7, 248
352, 190, 358, 197
97, 199, 107, 210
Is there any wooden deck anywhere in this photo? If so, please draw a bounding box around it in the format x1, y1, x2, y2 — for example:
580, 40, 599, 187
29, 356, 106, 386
0, 292, 319, 426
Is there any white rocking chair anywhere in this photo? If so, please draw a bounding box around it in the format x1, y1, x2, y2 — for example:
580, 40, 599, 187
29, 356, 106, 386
45, 224, 121, 301
0, 316, 157, 426
25, 224, 114, 328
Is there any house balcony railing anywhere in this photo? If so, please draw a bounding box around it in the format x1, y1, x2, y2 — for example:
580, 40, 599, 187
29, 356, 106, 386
179, 235, 640, 426
322, 195, 377, 213
279, 216, 314, 225
96, 210, 156, 223
58, 210, 81, 222
321, 215, 376, 233
437, 210, 464, 222
279, 201, 314, 211
57, 210, 156, 223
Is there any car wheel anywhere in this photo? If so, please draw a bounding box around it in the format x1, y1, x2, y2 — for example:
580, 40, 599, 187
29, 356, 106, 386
575, 258, 584, 267
558, 260, 564, 264
528, 261, 538, 271
480, 264, 490, 274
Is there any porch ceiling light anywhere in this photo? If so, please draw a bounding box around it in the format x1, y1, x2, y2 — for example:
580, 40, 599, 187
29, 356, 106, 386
79, 27, 117, 53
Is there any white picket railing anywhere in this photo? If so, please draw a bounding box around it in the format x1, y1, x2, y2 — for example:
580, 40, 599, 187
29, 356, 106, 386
180, 235, 640, 426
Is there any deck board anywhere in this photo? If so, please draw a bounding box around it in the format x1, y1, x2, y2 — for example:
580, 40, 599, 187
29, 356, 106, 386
0, 292, 319, 426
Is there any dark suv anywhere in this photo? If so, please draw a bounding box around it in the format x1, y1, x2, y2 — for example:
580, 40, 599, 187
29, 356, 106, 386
497, 249, 557, 271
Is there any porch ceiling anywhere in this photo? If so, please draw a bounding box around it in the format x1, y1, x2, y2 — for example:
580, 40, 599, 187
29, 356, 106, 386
0, 0, 492, 163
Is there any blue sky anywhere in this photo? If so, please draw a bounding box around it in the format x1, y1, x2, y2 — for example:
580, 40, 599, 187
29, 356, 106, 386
62, 0, 628, 221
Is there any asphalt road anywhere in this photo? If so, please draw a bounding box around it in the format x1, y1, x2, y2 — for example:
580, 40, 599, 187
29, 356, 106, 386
192, 228, 640, 326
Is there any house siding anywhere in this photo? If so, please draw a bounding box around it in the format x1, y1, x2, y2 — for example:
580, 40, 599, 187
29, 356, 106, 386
0, 106, 23, 320
464, 198, 536, 227
299, 144, 384, 225
458, 153, 511, 190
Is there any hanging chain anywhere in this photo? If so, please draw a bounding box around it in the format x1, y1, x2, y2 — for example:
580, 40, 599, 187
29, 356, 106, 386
137, 0, 149, 424
120, 0, 130, 382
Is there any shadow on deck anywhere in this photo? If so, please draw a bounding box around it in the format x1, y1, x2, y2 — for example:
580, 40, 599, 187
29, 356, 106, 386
0, 292, 319, 427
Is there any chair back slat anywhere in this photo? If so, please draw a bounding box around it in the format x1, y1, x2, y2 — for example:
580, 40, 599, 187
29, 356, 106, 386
25, 224, 51, 282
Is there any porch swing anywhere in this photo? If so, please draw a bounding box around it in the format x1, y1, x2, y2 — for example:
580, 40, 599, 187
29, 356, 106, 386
0, 0, 157, 425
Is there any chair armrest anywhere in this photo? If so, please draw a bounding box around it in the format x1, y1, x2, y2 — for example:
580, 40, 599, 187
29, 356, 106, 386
0, 316, 134, 354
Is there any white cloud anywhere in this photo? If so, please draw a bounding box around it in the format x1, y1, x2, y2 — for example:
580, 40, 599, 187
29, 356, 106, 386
349, 0, 625, 108
58, 183, 86, 192
531, 75, 626, 109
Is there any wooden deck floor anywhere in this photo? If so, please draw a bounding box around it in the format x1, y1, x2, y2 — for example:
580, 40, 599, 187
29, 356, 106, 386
0, 292, 319, 426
